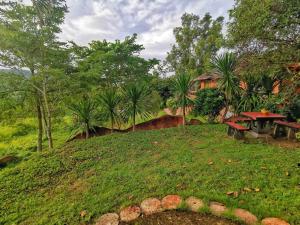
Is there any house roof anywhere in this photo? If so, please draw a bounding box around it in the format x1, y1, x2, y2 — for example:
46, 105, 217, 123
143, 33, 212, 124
193, 72, 221, 81
287, 63, 300, 72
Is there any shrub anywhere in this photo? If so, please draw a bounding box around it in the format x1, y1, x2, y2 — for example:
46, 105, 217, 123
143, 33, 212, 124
193, 88, 225, 123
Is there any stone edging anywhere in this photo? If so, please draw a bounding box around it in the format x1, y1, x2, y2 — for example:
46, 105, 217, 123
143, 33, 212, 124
94, 195, 290, 225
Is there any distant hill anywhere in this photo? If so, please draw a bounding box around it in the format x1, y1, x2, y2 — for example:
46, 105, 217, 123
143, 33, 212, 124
0, 68, 30, 76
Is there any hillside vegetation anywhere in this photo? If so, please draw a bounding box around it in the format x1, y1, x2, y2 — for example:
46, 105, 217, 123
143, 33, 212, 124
1, 125, 299, 225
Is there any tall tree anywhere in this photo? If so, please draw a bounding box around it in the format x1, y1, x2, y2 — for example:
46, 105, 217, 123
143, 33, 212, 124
166, 13, 224, 77
227, 0, 300, 78
0, 0, 68, 150
77, 34, 159, 87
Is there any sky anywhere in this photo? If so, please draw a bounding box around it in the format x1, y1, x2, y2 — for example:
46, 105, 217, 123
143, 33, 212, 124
33, 0, 235, 60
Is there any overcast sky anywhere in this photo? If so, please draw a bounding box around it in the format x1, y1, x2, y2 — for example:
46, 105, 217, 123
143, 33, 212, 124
27, 0, 235, 60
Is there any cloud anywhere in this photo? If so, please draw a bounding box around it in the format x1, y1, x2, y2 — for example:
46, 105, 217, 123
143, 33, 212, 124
59, 0, 235, 59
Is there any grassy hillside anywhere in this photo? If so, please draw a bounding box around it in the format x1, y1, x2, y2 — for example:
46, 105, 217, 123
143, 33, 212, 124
0, 125, 299, 225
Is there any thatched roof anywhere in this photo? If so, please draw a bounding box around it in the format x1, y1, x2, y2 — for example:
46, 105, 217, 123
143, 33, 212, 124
193, 72, 221, 81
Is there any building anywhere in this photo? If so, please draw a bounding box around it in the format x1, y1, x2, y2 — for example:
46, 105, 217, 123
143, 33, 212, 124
191, 72, 281, 94
190, 72, 221, 94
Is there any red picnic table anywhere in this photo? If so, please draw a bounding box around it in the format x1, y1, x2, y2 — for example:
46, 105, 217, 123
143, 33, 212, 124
241, 112, 286, 134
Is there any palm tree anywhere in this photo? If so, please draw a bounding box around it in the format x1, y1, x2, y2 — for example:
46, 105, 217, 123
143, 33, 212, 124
68, 96, 97, 139
211, 53, 240, 121
173, 73, 193, 125
98, 88, 121, 133
122, 83, 150, 131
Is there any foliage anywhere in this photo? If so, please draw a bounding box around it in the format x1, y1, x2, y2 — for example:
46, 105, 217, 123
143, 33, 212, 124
173, 73, 193, 125
150, 75, 174, 108
122, 83, 152, 131
166, 97, 178, 114
97, 88, 121, 131
211, 53, 240, 115
227, 0, 300, 78
166, 13, 224, 77
76, 34, 159, 87
0, 0, 70, 150
68, 96, 99, 139
193, 89, 225, 123
0, 125, 299, 224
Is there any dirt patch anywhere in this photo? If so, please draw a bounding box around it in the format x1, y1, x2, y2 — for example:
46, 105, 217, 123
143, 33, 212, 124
69, 115, 201, 141
120, 211, 241, 225
263, 138, 300, 149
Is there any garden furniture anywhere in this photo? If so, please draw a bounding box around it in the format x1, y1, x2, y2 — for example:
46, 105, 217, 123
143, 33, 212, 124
273, 120, 300, 140
225, 122, 250, 139
241, 112, 286, 135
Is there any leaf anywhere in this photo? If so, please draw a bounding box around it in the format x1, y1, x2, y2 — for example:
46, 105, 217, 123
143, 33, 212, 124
243, 187, 252, 192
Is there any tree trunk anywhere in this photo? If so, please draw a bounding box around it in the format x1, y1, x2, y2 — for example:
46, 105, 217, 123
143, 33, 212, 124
182, 104, 186, 126
111, 114, 114, 133
42, 81, 53, 149
132, 108, 136, 132
36, 94, 43, 151
221, 102, 229, 123
31, 67, 43, 151
85, 122, 90, 139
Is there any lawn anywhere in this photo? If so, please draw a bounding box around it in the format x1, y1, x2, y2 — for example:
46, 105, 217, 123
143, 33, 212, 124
0, 125, 299, 225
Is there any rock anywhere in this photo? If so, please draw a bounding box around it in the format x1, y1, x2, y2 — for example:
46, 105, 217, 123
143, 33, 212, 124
95, 213, 119, 225
161, 195, 182, 210
120, 206, 141, 222
140, 198, 163, 215
209, 202, 227, 216
234, 208, 258, 225
262, 218, 290, 225
185, 197, 204, 212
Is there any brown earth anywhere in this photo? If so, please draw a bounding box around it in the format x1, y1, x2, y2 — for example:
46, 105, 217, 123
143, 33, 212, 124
120, 211, 241, 225
69, 115, 201, 141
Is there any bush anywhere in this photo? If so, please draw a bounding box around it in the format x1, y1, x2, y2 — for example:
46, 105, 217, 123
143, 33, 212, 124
193, 89, 225, 123
166, 97, 178, 114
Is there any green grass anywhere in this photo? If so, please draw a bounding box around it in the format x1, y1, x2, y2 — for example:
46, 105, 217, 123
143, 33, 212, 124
0, 125, 299, 225
0, 117, 72, 158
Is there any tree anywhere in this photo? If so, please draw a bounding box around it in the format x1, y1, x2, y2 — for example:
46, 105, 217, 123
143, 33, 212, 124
166, 13, 224, 77
68, 96, 98, 139
227, 0, 300, 79
77, 34, 159, 87
0, 0, 68, 150
193, 89, 225, 123
211, 53, 240, 120
173, 73, 193, 125
98, 88, 121, 132
122, 83, 151, 131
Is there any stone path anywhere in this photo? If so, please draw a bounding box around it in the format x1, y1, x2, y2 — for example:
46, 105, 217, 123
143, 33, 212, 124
94, 194, 291, 225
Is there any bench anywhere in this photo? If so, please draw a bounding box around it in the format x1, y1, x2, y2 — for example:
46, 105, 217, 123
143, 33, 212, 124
225, 122, 250, 139
273, 120, 300, 140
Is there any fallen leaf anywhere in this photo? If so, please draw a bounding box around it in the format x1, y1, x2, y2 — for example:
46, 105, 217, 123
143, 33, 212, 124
285, 171, 290, 176
128, 195, 134, 200
254, 188, 260, 192
226, 191, 234, 195
243, 187, 252, 192
80, 210, 87, 217
234, 191, 239, 197
208, 161, 214, 165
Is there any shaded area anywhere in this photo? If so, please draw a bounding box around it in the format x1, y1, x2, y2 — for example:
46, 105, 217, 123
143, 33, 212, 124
120, 211, 241, 225
69, 115, 201, 141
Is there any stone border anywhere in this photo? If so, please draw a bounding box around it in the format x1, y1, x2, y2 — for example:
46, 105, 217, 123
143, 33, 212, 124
94, 195, 290, 225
